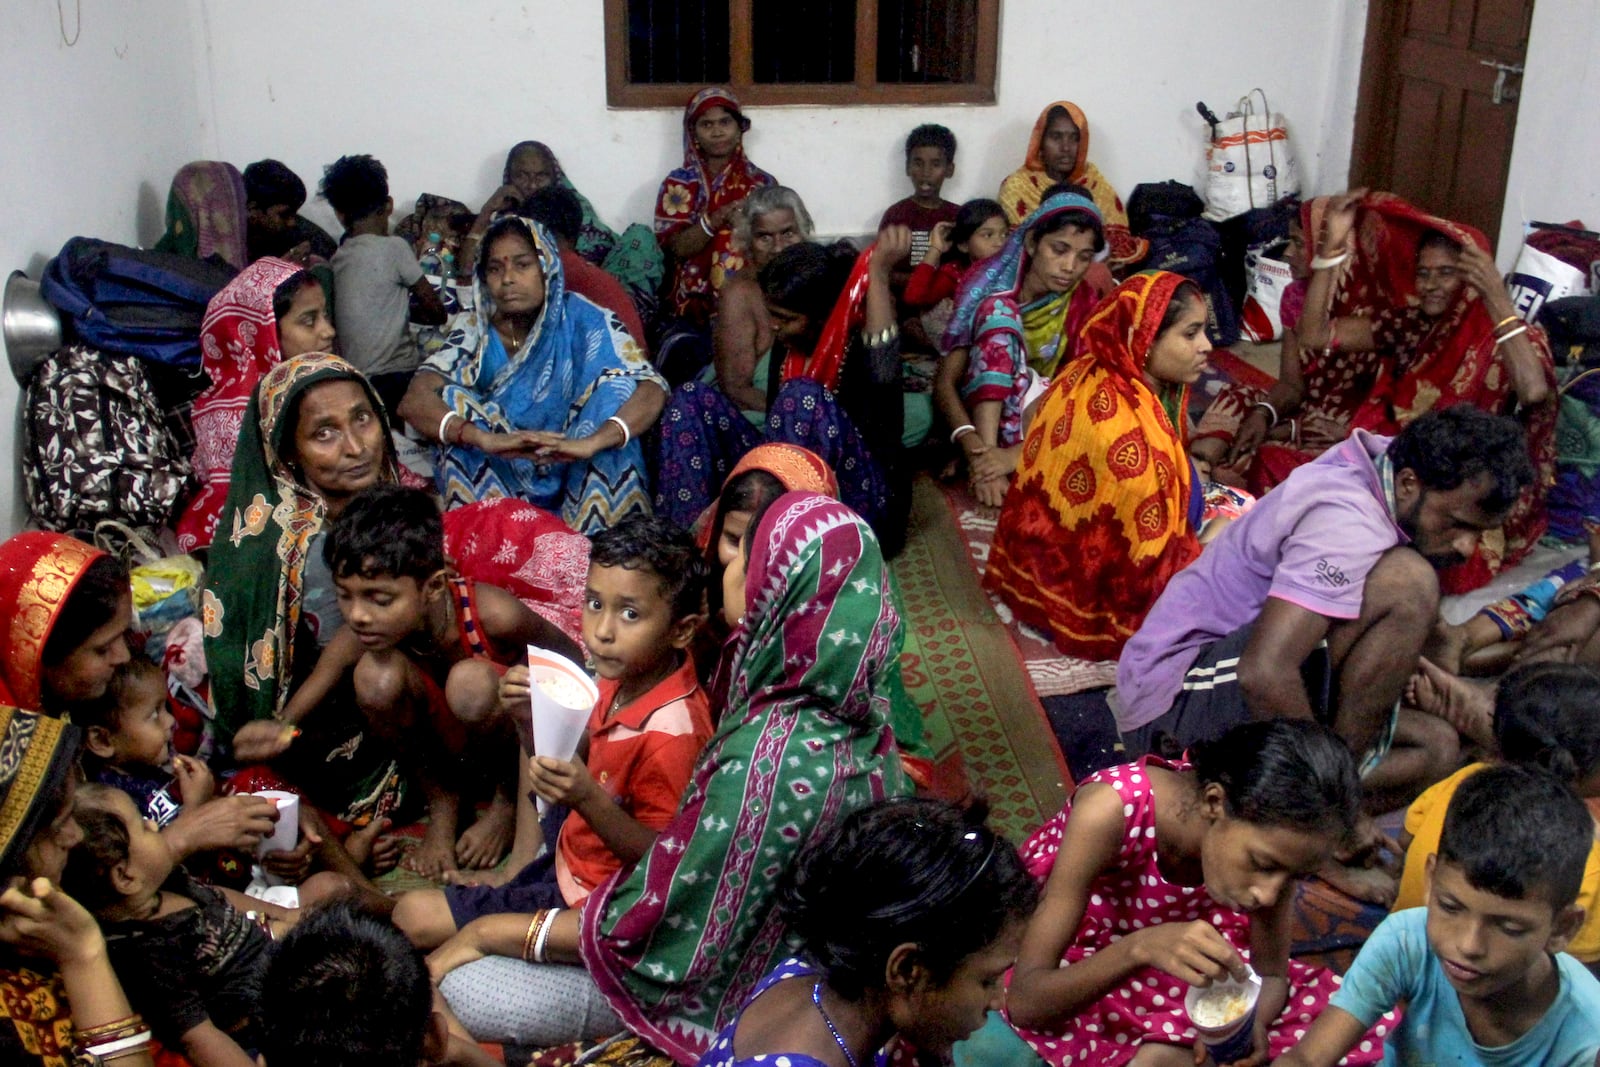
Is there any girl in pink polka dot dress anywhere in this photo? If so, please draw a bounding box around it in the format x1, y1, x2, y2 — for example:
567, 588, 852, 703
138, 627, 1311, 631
1004, 720, 1397, 1066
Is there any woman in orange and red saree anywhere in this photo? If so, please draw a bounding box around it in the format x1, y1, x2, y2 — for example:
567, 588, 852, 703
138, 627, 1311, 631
984, 272, 1213, 661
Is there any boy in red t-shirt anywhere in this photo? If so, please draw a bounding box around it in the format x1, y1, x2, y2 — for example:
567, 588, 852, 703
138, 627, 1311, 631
393, 515, 712, 948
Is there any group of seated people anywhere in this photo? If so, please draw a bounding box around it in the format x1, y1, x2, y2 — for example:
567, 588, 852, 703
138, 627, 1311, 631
3, 84, 1599, 1067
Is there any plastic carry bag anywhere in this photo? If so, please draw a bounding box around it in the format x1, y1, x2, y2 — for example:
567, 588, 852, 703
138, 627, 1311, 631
1508, 242, 1590, 322
1239, 253, 1295, 343
1203, 90, 1300, 222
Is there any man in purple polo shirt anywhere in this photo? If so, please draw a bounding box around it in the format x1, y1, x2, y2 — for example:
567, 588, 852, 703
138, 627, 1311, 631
1114, 406, 1533, 811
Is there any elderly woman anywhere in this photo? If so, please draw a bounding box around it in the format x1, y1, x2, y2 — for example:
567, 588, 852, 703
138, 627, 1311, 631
1, 707, 157, 1067
398, 215, 667, 534
998, 102, 1145, 272
713, 185, 814, 412
210, 355, 588, 879
427, 493, 909, 1063
984, 272, 1214, 660
656, 87, 777, 332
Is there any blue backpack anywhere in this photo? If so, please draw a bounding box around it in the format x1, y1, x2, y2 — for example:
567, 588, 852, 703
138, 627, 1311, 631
40, 238, 237, 369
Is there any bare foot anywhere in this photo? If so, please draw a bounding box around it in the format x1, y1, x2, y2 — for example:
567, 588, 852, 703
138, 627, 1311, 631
454, 795, 514, 870
406, 820, 459, 879
1316, 860, 1398, 907
1409, 657, 1495, 748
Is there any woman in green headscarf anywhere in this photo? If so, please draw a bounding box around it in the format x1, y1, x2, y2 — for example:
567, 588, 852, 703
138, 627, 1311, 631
203, 354, 413, 843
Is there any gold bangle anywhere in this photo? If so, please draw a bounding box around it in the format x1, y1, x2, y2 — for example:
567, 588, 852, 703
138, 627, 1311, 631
1494, 323, 1529, 346
521, 909, 550, 962
1492, 313, 1521, 333
531, 915, 550, 966
74, 1015, 145, 1042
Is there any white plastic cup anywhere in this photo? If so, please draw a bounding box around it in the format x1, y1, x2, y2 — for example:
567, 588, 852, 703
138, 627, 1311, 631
250, 790, 300, 860
1185, 967, 1262, 1065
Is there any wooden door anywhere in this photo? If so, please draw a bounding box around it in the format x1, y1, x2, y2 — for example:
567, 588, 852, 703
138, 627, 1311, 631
1350, 0, 1535, 246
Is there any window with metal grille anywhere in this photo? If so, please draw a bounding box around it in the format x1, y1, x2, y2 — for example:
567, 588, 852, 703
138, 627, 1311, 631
605, 0, 999, 107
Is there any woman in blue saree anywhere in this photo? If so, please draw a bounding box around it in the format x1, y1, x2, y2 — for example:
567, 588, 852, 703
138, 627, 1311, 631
398, 214, 667, 533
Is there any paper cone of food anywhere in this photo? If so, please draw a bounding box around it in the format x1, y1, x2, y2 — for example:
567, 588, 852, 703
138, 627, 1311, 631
1185, 966, 1262, 1065
526, 645, 599, 813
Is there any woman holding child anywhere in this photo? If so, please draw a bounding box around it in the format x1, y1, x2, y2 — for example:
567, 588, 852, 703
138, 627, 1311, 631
432, 492, 909, 1062
399, 214, 668, 535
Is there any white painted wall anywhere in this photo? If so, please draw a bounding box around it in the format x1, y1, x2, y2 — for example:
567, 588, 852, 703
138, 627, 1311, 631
3, 0, 1379, 536
194, 0, 1366, 242
1496, 0, 1600, 266
0, 0, 209, 533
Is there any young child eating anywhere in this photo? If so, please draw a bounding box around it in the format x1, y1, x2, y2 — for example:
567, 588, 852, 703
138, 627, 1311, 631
1277, 763, 1600, 1065
393, 514, 712, 949
324, 484, 583, 879
1005, 718, 1392, 1066
80, 658, 211, 829
61, 784, 349, 1067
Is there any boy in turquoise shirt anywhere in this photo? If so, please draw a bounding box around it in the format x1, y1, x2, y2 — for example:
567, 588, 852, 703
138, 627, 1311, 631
1278, 763, 1600, 1066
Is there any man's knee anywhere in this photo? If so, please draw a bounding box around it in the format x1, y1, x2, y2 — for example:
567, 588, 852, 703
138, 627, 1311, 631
1362, 547, 1441, 624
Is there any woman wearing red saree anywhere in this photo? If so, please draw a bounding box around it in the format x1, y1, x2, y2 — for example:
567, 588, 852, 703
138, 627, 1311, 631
0, 532, 130, 715
655, 87, 777, 330
1297, 191, 1555, 592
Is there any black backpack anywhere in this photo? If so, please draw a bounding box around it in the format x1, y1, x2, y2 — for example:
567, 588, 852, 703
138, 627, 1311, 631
23, 346, 192, 532
40, 237, 237, 370
1139, 217, 1241, 348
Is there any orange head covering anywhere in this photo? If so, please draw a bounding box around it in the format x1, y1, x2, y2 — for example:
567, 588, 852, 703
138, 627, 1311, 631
1023, 101, 1090, 182
695, 444, 839, 553
0, 532, 109, 709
